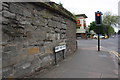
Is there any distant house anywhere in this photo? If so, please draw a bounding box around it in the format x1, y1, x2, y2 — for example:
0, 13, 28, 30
76, 14, 88, 39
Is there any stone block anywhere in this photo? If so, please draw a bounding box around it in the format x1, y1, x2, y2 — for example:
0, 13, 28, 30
13, 62, 32, 77
61, 23, 67, 29
55, 28, 60, 33
2, 6, 9, 11
16, 14, 24, 21
2, 10, 15, 19
20, 20, 31, 25
2, 32, 9, 42
2, 17, 10, 25
41, 55, 52, 67
9, 3, 23, 15
40, 10, 53, 19
30, 55, 42, 71
55, 33, 60, 40
51, 16, 58, 21
44, 45, 53, 54
2, 3, 9, 8
24, 24, 36, 32
48, 20, 57, 28
31, 17, 45, 26
21, 62, 31, 70
2, 66, 13, 78
0, 3, 2, 11
49, 33, 56, 41
56, 22, 62, 29
2, 51, 22, 67
27, 47, 40, 55
33, 29, 46, 41
23, 9, 32, 17
3, 45, 16, 52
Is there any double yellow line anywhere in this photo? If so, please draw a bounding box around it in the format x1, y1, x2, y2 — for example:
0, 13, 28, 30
110, 51, 120, 60
98, 46, 120, 60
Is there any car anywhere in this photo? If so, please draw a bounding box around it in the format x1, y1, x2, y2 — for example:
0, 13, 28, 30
93, 34, 105, 39
104, 34, 108, 39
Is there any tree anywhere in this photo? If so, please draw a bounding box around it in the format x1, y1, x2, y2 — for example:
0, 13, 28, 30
88, 21, 105, 35
102, 11, 119, 37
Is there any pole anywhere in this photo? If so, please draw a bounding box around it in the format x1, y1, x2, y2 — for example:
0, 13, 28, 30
98, 27, 100, 51
62, 50, 65, 59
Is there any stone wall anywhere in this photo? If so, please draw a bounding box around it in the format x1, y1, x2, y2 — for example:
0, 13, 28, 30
1, 2, 77, 78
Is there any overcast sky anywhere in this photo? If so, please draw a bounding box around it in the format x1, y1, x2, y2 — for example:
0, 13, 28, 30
51, 0, 119, 26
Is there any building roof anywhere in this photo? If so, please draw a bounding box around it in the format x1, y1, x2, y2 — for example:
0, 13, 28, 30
75, 14, 88, 18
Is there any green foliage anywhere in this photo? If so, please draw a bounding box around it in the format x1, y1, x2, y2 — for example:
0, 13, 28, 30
58, 2, 63, 7
108, 26, 115, 36
103, 11, 119, 26
102, 11, 118, 37
88, 21, 96, 32
88, 11, 118, 38
88, 21, 105, 35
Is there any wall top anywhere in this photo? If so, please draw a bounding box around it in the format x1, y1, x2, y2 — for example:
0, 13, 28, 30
33, 2, 76, 22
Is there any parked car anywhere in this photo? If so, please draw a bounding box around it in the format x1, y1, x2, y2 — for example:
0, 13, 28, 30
93, 34, 105, 39
104, 34, 108, 39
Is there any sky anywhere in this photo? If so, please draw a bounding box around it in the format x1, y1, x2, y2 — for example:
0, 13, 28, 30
51, 0, 119, 30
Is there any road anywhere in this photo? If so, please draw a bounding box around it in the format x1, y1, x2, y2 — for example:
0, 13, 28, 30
33, 37, 119, 78
101, 37, 118, 52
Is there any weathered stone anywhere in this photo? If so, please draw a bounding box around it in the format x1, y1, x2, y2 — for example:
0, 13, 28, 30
23, 9, 32, 17
61, 24, 67, 29
55, 33, 60, 40
44, 45, 53, 54
60, 34, 66, 39
31, 17, 45, 26
30, 55, 42, 71
2, 54, 11, 67
2, 33, 10, 43
2, 2, 76, 78
0, 3, 2, 11
2, 3, 9, 8
2, 10, 15, 19
49, 33, 56, 41
20, 20, 31, 25
2, 17, 10, 25
2, 5, 9, 11
2, 67, 13, 78
16, 14, 24, 21
48, 20, 57, 28
3, 45, 16, 52
21, 62, 31, 69
13, 61, 32, 77
41, 55, 52, 67
9, 3, 23, 15
32, 29, 46, 41
51, 16, 58, 21
40, 10, 53, 19
55, 28, 60, 33
27, 47, 40, 55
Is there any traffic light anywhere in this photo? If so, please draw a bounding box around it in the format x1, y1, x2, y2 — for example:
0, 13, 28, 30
95, 11, 102, 26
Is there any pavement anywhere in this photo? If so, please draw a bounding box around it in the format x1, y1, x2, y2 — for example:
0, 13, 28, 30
33, 39, 118, 78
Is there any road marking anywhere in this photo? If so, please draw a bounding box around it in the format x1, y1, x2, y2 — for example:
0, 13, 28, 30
110, 51, 120, 60
98, 46, 120, 60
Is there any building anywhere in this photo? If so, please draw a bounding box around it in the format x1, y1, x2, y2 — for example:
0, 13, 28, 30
76, 14, 88, 39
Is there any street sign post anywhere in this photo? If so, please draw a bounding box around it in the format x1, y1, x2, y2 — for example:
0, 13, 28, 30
54, 45, 66, 65
95, 11, 103, 51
